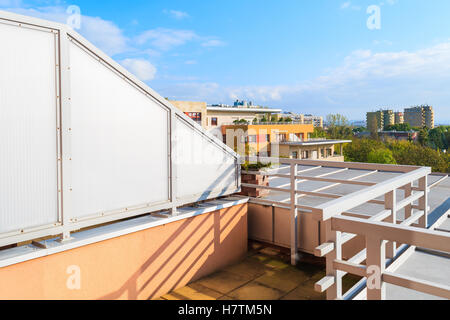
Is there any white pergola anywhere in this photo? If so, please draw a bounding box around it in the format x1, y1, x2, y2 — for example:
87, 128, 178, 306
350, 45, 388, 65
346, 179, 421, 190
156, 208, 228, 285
241, 157, 450, 300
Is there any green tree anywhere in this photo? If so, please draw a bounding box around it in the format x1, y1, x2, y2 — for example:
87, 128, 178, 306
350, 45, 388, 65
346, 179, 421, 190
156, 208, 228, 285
367, 148, 397, 164
311, 127, 328, 139
326, 114, 352, 139
385, 123, 412, 132
418, 127, 429, 146
343, 138, 385, 163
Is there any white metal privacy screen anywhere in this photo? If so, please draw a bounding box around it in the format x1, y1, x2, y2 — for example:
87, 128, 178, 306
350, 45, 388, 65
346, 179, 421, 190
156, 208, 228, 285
0, 10, 240, 247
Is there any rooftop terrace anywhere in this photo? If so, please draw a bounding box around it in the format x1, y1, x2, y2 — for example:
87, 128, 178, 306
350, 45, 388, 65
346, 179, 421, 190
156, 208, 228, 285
161, 241, 360, 300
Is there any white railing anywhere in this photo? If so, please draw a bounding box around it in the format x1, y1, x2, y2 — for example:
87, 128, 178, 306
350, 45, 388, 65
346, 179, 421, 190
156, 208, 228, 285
240, 156, 449, 300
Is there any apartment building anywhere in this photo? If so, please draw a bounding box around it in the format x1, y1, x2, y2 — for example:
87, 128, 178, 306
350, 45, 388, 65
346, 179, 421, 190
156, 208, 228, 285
168, 100, 282, 131
303, 114, 324, 128
367, 109, 404, 131
222, 123, 349, 161
366, 111, 384, 132
395, 112, 404, 124
382, 109, 395, 128
404, 105, 435, 129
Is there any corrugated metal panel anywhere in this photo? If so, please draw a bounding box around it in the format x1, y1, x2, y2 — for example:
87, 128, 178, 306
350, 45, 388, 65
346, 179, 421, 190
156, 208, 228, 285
0, 22, 59, 233
175, 118, 238, 201
69, 41, 170, 219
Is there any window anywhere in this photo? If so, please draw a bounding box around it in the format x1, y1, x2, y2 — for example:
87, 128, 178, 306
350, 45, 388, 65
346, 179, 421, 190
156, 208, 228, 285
185, 112, 202, 125
248, 135, 257, 143
292, 151, 298, 159
276, 134, 287, 142
327, 148, 332, 157
211, 118, 218, 126
321, 149, 325, 158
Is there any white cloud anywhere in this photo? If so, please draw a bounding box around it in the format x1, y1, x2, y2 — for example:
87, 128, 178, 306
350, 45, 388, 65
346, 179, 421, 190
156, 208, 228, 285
5, 6, 129, 56
158, 42, 450, 120
340, 2, 351, 9
340, 1, 361, 11
120, 58, 157, 81
136, 28, 197, 51
164, 9, 189, 20
201, 39, 226, 47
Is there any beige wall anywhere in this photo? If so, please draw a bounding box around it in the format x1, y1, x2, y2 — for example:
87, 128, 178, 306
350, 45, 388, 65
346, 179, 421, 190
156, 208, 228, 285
206, 110, 267, 130
0, 204, 248, 300
169, 100, 208, 129
280, 144, 337, 160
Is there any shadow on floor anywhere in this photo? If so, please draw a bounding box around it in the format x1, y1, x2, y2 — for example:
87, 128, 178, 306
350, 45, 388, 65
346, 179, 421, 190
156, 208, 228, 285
160, 241, 360, 300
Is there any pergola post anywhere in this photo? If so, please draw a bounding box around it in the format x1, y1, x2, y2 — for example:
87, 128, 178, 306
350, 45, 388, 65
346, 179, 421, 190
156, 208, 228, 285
385, 190, 397, 259
366, 236, 386, 300
418, 176, 428, 228
404, 183, 412, 220
324, 219, 343, 300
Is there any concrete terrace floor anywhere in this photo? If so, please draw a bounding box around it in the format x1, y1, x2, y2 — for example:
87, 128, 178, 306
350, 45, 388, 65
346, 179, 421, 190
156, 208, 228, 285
160, 241, 360, 300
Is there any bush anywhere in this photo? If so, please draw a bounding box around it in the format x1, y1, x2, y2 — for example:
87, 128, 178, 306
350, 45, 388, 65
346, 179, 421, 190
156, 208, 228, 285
367, 148, 396, 164
241, 161, 272, 171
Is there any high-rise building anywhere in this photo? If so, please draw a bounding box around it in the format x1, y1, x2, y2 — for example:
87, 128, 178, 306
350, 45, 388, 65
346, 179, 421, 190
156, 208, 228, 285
395, 112, 404, 124
366, 111, 384, 132
382, 110, 395, 129
404, 105, 435, 129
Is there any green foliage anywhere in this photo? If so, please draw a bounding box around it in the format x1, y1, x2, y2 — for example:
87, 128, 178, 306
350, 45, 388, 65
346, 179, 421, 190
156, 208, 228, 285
344, 139, 385, 163
241, 161, 272, 171
326, 114, 352, 139
326, 114, 349, 127
352, 127, 366, 134
311, 127, 328, 138
367, 148, 397, 164
233, 119, 249, 125
385, 123, 412, 132
418, 127, 429, 146
344, 138, 449, 173
427, 126, 450, 151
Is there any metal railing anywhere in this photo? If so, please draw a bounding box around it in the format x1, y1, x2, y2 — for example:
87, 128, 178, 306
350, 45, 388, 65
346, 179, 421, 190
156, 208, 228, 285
240, 156, 450, 300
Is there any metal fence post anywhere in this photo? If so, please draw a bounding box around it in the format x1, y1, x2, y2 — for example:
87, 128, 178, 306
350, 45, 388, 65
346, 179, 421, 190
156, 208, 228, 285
59, 30, 74, 242
170, 111, 178, 216
290, 163, 299, 265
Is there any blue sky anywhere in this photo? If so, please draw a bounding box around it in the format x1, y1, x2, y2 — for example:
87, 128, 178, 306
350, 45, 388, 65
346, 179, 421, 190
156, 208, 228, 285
1, 0, 450, 122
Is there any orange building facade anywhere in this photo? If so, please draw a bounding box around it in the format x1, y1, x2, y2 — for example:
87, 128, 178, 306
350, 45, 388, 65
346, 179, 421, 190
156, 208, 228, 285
222, 123, 315, 157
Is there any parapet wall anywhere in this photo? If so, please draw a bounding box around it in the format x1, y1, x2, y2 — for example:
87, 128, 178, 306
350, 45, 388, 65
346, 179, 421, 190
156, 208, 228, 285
0, 202, 248, 300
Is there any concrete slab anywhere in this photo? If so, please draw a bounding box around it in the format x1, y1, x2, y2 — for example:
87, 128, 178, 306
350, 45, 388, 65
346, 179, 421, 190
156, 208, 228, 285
228, 282, 285, 300
387, 250, 450, 300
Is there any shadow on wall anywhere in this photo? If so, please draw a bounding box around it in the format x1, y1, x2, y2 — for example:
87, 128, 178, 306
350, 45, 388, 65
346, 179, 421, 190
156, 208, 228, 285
100, 205, 247, 300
